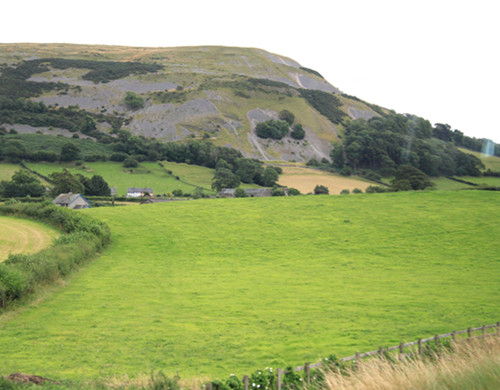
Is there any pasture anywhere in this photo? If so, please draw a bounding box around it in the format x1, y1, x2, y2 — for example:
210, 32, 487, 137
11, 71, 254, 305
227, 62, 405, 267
0, 216, 59, 261
277, 165, 372, 194
25, 161, 218, 196
0, 191, 498, 382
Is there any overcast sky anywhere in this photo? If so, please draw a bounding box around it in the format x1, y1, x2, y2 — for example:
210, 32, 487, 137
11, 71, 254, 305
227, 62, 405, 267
2, 0, 499, 142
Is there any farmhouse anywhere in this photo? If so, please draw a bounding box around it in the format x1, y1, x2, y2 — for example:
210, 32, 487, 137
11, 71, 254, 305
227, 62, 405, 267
127, 187, 153, 197
53, 193, 90, 209
218, 188, 273, 198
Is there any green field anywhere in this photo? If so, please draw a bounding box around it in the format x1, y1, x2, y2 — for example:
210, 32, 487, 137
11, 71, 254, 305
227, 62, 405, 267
0, 216, 59, 261
459, 147, 500, 171
25, 161, 219, 196
0, 191, 498, 382
0, 163, 20, 181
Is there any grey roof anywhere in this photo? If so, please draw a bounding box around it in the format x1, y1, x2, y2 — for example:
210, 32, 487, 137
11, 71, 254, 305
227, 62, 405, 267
53, 193, 82, 205
52, 192, 90, 205
127, 187, 153, 193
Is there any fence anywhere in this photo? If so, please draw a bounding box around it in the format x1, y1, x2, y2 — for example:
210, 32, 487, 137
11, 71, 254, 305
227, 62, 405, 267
206, 322, 500, 390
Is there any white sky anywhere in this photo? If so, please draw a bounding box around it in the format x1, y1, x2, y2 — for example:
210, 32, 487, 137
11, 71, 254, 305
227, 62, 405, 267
2, 0, 499, 142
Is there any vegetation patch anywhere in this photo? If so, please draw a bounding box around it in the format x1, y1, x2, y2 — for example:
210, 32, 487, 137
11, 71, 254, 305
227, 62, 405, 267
0, 201, 110, 308
0, 191, 497, 380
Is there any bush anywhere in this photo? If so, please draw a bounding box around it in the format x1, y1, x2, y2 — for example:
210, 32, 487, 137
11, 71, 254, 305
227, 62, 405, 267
0, 202, 110, 308
124, 91, 144, 110
314, 185, 329, 195
255, 120, 289, 140
290, 123, 305, 140
234, 188, 248, 198
287, 188, 301, 196
172, 189, 183, 197
279, 109, 295, 125
123, 157, 139, 168
340, 189, 350, 195
352, 188, 363, 194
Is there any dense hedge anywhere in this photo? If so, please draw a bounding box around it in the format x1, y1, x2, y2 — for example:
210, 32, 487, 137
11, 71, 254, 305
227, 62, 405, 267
0, 201, 111, 308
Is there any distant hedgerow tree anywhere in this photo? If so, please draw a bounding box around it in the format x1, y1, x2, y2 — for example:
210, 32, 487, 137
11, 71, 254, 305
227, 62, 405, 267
212, 168, 241, 191
0, 170, 45, 198
391, 165, 433, 191
314, 184, 329, 195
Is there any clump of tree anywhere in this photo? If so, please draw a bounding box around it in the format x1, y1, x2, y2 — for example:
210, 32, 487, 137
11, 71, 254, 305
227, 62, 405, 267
391, 165, 433, 191
299, 89, 346, 124
255, 119, 289, 140
279, 110, 295, 126
48, 169, 110, 197
332, 114, 485, 177
290, 123, 305, 140
314, 185, 329, 195
124, 91, 144, 110
211, 158, 281, 191
0, 170, 45, 197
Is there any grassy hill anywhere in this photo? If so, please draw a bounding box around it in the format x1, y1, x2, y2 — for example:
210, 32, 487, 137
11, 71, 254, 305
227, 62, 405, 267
0, 191, 498, 382
0, 43, 384, 162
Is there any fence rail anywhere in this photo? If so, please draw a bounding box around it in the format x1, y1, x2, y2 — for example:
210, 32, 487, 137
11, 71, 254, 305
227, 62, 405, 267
205, 321, 500, 390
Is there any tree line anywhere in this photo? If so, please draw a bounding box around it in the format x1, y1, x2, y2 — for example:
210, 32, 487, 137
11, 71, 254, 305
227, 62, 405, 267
331, 114, 487, 178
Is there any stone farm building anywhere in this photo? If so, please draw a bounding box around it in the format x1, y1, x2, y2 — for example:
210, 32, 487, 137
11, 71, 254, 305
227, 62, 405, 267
53, 193, 90, 209
127, 187, 153, 197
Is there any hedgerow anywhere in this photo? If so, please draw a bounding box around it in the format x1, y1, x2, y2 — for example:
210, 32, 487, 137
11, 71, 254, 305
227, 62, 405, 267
0, 201, 110, 308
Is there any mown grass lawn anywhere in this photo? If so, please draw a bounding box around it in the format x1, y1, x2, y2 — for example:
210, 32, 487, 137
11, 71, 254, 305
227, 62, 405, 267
0, 191, 498, 382
0, 216, 59, 261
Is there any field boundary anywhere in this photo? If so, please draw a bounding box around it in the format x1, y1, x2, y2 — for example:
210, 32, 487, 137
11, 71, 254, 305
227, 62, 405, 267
210, 322, 500, 390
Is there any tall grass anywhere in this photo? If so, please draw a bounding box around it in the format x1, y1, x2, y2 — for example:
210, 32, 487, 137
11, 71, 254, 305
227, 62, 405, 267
322, 337, 500, 390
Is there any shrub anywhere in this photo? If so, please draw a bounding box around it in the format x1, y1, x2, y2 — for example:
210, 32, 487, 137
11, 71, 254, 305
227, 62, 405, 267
124, 91, 144, 110
340, 189, 350, 195
291, 123, 305, 140
123, 157, 139, 168
172, 189, 183, 197
287, 188, 301, 196
255, 120, 289, 140
110, 152, 129, 162
234, 188, 248, 198
352, 188, 363, 194
0, 202, 110, 308
279, 109, 295, 125
314, 185, 329, 195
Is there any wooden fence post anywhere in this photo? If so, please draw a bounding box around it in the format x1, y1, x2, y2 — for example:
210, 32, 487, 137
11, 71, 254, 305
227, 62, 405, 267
482, 324, 486, 338
243, 375, 249, 390
355, 352, 361, 366
304, 362, 310, 385
378, 347, 384, 358
276, 368, 282, 390
452, 331, 456, 343
468, 327, 472, 339
399, 342, 405, 361
418, 338, 423, 356
206, 383, 213, 390
434, 334, 439, 347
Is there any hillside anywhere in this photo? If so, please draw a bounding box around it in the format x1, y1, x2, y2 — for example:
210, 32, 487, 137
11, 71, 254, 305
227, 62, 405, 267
0, 192, 498, 381
0, 43, 384, 162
